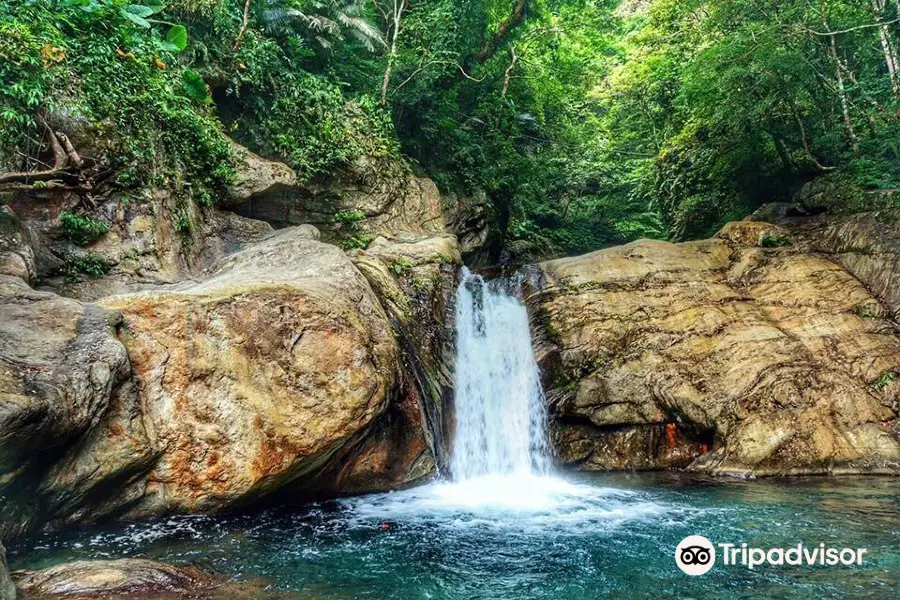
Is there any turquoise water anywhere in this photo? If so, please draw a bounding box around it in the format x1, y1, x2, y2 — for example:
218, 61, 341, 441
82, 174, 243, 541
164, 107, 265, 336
9, 473, 900, 599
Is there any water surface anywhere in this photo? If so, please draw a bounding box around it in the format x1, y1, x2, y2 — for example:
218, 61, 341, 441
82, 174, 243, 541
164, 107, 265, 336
10, 472, 899, 599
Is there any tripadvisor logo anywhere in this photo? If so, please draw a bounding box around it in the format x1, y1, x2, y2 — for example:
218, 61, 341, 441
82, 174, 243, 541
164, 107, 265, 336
675, 536, 867, 576
676, 536, 716, 575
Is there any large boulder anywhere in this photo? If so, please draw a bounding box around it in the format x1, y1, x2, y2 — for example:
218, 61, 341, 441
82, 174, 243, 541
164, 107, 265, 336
0, 272, 148, 538
1, 223, 451, 535
531, 221, 900, 476
225, 140, 297, 204
13, 559, 212, 598
96, 226, 407, 515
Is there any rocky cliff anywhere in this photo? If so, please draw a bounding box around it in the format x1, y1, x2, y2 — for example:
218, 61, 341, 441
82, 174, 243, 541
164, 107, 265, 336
530, 220, 900, 476
0, 142, 459, 539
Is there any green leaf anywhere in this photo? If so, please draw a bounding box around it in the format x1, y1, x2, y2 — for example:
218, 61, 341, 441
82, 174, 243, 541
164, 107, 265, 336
121, 10, 151, 28
144, 0, 166, 14
181, 70, 209, 101
124, 4, 155, 17
166, 25, 188, 52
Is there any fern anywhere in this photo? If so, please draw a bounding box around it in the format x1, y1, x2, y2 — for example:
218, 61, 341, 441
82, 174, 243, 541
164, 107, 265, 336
258, 0, 383, 51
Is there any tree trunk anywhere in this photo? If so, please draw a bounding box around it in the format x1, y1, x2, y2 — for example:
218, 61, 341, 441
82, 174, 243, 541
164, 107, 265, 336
823, 17, 859, 150
472, 0, 527, 63
501, 46, 518, 98
380, 0, 406, 106
872, 0, 900, 94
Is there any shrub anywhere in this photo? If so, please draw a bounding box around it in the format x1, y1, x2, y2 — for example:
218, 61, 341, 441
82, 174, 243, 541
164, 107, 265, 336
59, 211, 109, 245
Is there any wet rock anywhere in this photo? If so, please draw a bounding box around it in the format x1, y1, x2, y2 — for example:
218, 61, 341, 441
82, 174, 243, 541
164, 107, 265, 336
348, 233, 461, 476
532, 221, 900, 476
13, 559, 212, 597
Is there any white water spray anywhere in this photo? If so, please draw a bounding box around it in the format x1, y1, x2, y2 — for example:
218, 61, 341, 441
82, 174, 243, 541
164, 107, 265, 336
450, 267, 551, 481
334, 267, 668, 521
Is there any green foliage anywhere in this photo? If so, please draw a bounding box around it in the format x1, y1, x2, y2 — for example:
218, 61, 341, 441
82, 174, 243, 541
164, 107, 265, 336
334, 209, 366, 225
332, 208, 373, 249
759, 233, 793, 248
181, 70, 209, 101
174, 212, 194, 235
238, 72, 399, 181
7, 0, 900, 262
67, 251, 109, 278
338, 232, 375, 250
871, 370, 897, 391
391, 257, 415, 276
59, 211, 109, 246
0, 0, 233, 205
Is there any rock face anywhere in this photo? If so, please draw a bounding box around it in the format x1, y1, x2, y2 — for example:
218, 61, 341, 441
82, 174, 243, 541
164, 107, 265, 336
794, 172, 899, 215
779, 210, 900, 321
96, 227, 408, 515
0, 271, 147, 538
225, 140, 297, 204
350, 234, 461, 472
531, 221, 900, 476
0, 205, 36, 283
230, 156, 446, 241
1, 139, 275, 303
441, 189, 490, 259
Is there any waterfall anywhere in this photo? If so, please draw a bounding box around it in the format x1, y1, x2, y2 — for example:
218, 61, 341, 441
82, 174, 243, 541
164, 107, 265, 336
450, 267, 551, 481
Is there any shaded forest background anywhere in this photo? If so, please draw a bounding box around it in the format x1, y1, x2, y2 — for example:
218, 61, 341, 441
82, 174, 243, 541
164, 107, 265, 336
2, 0, 900, 259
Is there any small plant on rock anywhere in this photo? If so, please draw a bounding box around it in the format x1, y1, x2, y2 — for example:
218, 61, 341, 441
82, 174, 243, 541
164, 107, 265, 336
759, 232, 792, 248
59, 211, 109, 246
66, 252, 110, 279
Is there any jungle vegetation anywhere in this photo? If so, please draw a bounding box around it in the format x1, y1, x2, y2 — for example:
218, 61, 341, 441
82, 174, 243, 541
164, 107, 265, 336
2, 0, 900, 258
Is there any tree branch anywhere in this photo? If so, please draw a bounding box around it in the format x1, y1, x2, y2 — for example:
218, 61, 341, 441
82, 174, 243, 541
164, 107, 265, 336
808, 17, 900, 36
472, 0, 527, 63
234, 0, 252, 51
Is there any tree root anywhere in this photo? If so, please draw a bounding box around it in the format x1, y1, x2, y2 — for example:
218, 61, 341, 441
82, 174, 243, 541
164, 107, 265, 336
0, 117, 107, 204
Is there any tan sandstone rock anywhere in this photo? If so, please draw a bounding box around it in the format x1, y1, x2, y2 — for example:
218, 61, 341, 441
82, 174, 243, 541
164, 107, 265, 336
532, 221, 900, 476
11, 558, 302, 600
224, 140, 298, 205
13, 559, 212, 597
97, 227, 403, 514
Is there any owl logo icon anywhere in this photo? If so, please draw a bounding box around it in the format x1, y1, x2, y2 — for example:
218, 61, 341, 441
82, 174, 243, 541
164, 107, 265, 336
675, 535, 716, 575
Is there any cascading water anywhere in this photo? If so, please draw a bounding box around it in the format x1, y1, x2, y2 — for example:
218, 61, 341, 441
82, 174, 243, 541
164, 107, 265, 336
451, 267, 551, 481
